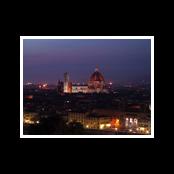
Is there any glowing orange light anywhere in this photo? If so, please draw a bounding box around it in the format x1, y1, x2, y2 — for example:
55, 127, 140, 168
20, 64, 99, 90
111, 118, 120, 128
115, 119, 120, 127
25, 95, 33, 99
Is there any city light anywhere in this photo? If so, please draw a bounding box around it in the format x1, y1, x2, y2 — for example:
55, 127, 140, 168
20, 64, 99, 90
86, 125, 89, 128
25, 95, 33, 99
43, 84, 47, 88
100, 124, 104, 129
26, 82, 32, 85
38, 83, 48, 89
139, 127, 145, 131
106, 123, 111, 127
116, 119, 119, 124
130, 118, 133, 123
24, 119, 35, 124
134, 118, 138, 125
24, 114, 40, 125
146, 130, 149, 134
111, 118, 120, 128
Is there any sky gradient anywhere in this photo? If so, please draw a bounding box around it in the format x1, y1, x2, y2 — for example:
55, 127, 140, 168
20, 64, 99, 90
23, 39, 151, 85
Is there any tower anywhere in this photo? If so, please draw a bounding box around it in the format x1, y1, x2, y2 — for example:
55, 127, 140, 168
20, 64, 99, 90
64, 72, 69, 82
64, 72, 69, 93
57, 80, 64, 94
64, 72, 72, 93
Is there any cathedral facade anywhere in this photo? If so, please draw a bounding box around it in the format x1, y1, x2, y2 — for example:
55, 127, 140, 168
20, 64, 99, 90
64, 67, 108, 93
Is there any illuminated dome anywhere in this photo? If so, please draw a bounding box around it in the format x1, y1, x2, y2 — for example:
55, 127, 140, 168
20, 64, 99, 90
90, 68, 105, 82
88, 67, 108, 93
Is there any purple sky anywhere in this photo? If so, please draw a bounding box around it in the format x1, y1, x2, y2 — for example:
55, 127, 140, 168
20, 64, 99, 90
23, 39, 151, 85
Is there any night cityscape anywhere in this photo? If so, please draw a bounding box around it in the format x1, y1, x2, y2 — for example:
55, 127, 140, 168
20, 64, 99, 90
22, 37, 152, 136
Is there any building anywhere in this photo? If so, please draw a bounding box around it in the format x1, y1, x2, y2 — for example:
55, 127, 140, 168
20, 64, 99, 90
65, 111, 120, 130
125, 117, 138, 128
64, 109, 150, 134
64, 72, 69, 93
137, 119, 151, 134
23, 112, 40, 125
72, 84, 89, 93
88, 67, 108, 93
63, 67, 108, 93
64, 72, 72, 93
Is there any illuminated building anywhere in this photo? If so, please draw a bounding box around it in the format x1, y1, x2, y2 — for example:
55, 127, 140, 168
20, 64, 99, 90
23, 112, 40, 125
65, 111, 117, 130
64, 72, 72, 93
137, 120, 151, 134
125, 117, 138, 128
63, 67, 108, 93
88, 67, 108, 93
64, 109, 122, 130
111, 118, 120, 128
64, 72, 69, 93
72, 84, 88, 93
64, 109, 150, 133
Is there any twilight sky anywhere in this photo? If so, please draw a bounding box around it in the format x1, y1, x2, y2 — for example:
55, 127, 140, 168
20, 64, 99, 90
23, 39, 151, 85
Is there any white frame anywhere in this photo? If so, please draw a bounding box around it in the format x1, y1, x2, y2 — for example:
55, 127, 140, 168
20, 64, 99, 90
20, 36, 154, 138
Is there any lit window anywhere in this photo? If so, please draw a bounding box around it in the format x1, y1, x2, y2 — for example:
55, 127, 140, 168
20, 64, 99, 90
106, 123, 111, 127
100, 124, 104, 129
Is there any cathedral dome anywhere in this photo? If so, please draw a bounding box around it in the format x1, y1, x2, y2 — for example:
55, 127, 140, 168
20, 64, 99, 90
90, 68, 105, 82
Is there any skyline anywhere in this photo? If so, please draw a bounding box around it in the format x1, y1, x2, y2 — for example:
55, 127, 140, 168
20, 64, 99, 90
23, 39, 151, 85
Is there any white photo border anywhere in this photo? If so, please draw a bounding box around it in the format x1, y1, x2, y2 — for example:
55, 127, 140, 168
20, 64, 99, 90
20, 36, 154, 138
